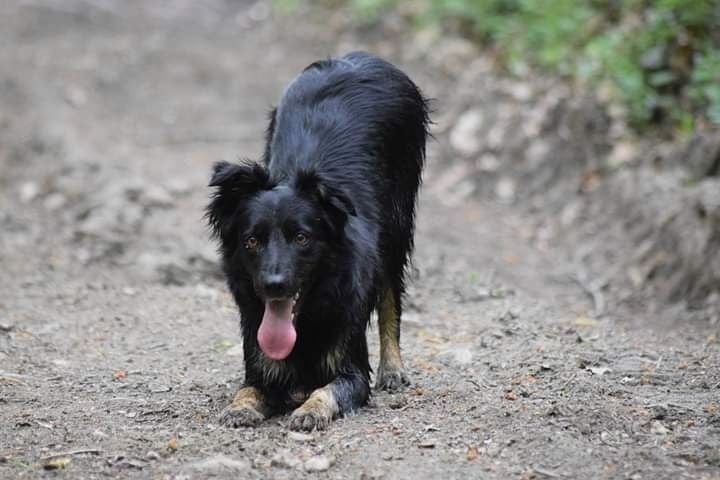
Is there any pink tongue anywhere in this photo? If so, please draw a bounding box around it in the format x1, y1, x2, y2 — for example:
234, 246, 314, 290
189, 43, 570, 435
257, 300, 297, 360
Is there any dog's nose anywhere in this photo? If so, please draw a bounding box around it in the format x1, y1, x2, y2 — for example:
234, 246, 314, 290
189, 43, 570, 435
263, 274, 289, 298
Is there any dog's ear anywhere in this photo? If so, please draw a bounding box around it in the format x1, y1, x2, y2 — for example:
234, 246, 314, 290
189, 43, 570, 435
209, 160, 268, 189
206, 160, 269, 240
295, 170, 356, 234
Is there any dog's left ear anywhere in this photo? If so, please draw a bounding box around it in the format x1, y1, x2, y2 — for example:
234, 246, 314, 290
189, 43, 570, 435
206, 160, 269, 241
295, 170, 356, 234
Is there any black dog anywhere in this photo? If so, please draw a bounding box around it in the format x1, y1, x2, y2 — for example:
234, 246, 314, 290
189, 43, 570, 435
207, 52, 429, 431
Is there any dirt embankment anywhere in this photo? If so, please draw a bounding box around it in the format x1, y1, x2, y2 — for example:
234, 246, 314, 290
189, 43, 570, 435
376, 20, 720, 324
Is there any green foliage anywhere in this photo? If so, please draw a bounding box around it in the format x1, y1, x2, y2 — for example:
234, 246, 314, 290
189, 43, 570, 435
351, 0, 392, 19
348, 0, 720, 132
690, 48, 720, 125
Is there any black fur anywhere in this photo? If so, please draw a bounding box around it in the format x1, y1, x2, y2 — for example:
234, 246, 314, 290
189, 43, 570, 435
207, 52, 429, 419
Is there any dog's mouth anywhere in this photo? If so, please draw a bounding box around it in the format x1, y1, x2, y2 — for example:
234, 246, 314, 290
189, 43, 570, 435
257, 291, 301, 361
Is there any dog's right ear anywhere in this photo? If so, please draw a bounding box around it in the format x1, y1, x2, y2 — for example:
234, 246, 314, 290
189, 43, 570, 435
209, 160, 268, 189
206, 160, 269, 241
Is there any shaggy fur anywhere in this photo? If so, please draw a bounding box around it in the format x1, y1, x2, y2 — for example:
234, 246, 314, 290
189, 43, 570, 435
207, 52, 429, 430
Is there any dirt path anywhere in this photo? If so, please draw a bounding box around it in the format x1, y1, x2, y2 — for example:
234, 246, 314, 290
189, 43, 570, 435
1, 2, 718, 479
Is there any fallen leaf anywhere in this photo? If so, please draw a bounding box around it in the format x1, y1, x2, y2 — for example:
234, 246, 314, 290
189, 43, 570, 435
580, 168, 602, 192
415, 361, 440, 372
43, 457, 71, 470
167, 437, 178, 452
466, 446, 479, 461
225, 344, 243, 357
503, 254, 519, 264
212, 339, 236, 352
706, 403, 718, 414
113, 369, 127, 380
574, 316, 598, 327
504, 391, 517, 401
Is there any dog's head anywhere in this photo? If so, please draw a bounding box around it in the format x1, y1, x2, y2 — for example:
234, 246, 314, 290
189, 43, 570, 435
206, 160, 355, 360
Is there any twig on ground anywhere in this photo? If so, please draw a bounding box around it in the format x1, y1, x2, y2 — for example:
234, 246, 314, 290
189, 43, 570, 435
533, 466, 561, 478
41, 449, 102, 460
0, 373, 30, 385
561, 372, 576, 390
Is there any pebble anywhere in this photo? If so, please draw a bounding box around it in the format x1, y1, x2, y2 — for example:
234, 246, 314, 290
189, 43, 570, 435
304, 455, 333, 472
188, 454, 248, 472
449, 109, 484, 156
287, 431, 313, 442
418, 439, 436, 449
19, 181, 40, 203
505, 82, 533, 102
440, 346, 474, 365
141, 185, 174, 208
122, 287, 137, 296
587, 366, 611, 376
149, 384, 172, 393
195, 284, 219, 300
495, 177, 516, 202
387, 395, 407, 410
271, 450, 302, 469
360, 471, 385, 480
43, 193, 66, 211
165, 178, 191, 196
247, 1, 271, 22
225, 344, 244, 357
64, 85, 87, 107
650, 420, 669, 435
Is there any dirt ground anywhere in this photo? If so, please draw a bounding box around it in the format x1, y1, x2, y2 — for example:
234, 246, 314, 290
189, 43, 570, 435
1, 2, 719, 479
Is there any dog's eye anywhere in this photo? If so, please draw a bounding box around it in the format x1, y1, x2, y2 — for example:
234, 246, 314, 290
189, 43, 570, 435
294, 232, 310, 246
244, 236, 259, 250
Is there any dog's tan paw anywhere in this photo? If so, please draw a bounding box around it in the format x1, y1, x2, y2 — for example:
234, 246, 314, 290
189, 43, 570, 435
289, 409, 331, 431
219, 405, 265, 428
289, 385, 338, 431
375, 368, 409, 392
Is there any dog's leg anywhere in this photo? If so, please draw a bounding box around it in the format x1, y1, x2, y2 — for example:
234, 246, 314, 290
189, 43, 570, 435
289, 374, 369, 431
376, 286, 409, 391
219, 386, 272, 427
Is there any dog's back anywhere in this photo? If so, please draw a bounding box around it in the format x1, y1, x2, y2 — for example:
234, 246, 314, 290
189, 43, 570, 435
269, 51, 429, 289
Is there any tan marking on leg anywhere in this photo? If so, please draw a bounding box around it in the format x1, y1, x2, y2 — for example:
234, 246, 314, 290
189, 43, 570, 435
289, 385, 339, 431
220, 386, 270, 428
230, 386, 264, 409
379, 288, 403, 371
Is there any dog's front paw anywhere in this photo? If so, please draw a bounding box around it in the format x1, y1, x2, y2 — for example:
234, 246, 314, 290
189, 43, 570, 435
375, 368, 409, 392
219, 405, 265, 428
289, 386, 338, 431
289, 409, 331, 431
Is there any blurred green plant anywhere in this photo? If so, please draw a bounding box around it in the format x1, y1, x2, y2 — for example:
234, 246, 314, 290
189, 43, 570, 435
346, 0, 720, 133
